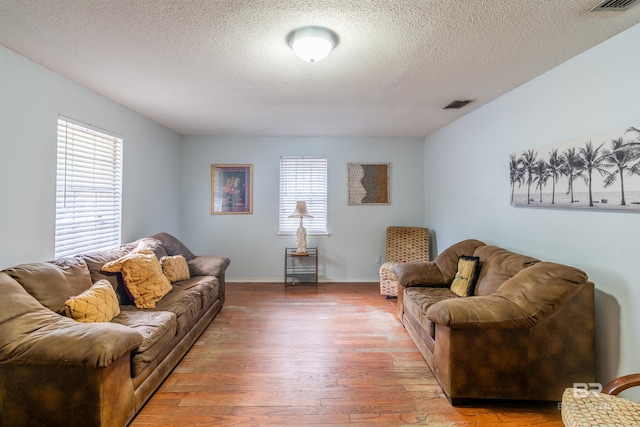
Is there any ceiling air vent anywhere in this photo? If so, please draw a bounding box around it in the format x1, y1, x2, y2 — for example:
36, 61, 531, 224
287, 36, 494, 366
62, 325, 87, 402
443, 100, 472, 110
590, 0, 640, 11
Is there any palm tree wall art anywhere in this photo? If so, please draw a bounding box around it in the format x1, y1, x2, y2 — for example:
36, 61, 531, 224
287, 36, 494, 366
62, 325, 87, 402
510, 126, 640, 212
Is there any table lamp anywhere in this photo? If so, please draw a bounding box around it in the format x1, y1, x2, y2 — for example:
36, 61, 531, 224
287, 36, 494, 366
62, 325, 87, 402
289, 201, 313, 254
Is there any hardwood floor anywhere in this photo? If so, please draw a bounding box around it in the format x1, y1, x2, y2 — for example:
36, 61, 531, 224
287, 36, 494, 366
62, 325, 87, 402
130, 283, 563, 426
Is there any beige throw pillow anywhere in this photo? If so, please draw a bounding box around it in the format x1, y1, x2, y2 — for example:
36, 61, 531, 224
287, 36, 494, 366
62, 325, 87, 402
160, 255, 190, 283
450, 255, 481, 297
65, 279, 120, 323
102, 251, 172, 309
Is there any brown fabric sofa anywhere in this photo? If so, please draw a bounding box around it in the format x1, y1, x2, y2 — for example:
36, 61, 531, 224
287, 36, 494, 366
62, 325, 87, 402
0, 232, 229, 427
393, 239, 595, 405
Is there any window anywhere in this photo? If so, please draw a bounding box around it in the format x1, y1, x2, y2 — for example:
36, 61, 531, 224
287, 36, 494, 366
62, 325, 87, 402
55, 117, 123, 258
279, 156, 328, 235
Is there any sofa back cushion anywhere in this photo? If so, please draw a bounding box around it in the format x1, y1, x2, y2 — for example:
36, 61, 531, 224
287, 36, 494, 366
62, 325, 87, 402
3, 258, 93, 314
0, 272, 52, 328
433, 239, 486, 283
78, 237, 168, 305
0, 272, 70, 357
473, 245, 539, 296
496, 261, 588, 318
123, 237, 168, 260
151, 232, 195, 261
79, 246, 134, 305
102, 251, 172, 309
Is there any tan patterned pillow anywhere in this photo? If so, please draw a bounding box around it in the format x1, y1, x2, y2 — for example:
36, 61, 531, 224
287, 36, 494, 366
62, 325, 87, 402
450, 255, 481, 297
102, 251, 172, 309
65, 279, 120, 323
160, 255, 190, 283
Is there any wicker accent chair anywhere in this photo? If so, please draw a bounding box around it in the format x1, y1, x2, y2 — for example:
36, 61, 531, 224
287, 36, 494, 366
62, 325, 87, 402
379, 226, 429, 297
561, 374, 640, 426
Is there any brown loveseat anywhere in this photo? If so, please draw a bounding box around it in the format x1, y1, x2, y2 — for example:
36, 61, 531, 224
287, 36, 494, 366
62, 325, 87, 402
393, 239, 595, 405
0, 232, 229, 427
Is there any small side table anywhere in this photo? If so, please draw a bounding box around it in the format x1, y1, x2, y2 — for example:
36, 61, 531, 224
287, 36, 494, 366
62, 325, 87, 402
284, 247, 318, 286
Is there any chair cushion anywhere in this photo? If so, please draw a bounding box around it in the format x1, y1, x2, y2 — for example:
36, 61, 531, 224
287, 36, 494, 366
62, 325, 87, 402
385, 226, 430, 263
561, 388, 640, 426
380, 261, 401, 296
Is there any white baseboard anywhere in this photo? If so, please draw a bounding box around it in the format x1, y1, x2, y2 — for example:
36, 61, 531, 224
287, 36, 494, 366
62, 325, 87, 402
226, 278, 379, 283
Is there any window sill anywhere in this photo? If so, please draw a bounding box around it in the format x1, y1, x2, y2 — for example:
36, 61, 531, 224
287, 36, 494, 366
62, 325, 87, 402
278, 233, 330, 238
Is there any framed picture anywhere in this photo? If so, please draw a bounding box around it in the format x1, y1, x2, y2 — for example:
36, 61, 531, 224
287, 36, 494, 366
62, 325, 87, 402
348, 162, 390, 205
510, 126, 640, 212
211, 164, 253, 214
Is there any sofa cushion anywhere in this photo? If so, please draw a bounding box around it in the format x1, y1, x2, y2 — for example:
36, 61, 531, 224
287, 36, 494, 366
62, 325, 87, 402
171, 276, 219, 311
127, 237, 168, 260
3, 258, 93, 315
78, 246, 134, 305
160, 255, 190, 283
102, 251, 172, 309
151, 232, 195, 261
0, 272, 143, 368
434, 239, 486, 283
450, 256, 481, 297
0, 272, 57, 349
496, 261, 588, 319
152, 287, 202, 334
64, 280, 120, 323
113, 310, 177, 377
404, 287, 457, 338
473, 245, 539, 296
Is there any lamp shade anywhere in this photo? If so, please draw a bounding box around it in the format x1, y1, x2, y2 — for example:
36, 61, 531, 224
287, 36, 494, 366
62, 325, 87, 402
289, 201, 313, 218
287, 26, 338, 62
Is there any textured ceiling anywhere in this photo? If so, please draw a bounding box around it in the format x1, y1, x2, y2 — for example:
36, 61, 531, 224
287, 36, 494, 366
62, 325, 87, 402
1, 1, 639, 137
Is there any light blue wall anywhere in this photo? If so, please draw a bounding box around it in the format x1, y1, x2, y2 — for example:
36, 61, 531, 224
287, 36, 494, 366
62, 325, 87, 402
180, 136, 425, 282
4, 19, 639, 399
0, 45, 183, 268
424, 23, 640, 395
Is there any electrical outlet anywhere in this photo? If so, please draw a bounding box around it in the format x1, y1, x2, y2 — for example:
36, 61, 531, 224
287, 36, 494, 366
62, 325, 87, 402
376, 255, 382, 263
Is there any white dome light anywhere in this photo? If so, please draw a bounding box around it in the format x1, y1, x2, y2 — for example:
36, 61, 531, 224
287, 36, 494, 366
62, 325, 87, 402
287, 26, 338, 63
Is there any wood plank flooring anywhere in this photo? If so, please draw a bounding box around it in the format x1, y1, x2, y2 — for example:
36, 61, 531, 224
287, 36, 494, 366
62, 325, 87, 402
130, 283, 563, 426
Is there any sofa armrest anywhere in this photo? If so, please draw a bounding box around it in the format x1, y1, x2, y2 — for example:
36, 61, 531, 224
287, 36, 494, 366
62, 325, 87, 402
1, 315, 143, 368
393, 262, 448, 287
188, 255, 231, 278
426, 295, 534, 329
426, 262, 590, 329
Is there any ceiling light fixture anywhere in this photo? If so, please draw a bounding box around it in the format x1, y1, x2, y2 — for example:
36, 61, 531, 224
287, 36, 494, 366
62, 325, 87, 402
287, 26, 339, 63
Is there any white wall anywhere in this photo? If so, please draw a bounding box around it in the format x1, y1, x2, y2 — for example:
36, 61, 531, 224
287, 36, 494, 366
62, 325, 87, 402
180, 136, 425, 282
424, 23, 640, 394
0, 45, 183, 268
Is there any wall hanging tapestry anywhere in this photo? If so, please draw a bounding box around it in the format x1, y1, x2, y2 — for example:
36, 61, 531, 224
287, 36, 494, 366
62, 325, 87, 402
211, 164, 253, 214
510, 126, 640, 212
348, 162, 390, 205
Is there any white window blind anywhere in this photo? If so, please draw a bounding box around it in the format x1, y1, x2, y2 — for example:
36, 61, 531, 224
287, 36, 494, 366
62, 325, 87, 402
279, 156, 328, 234
55, 118, 123, 258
